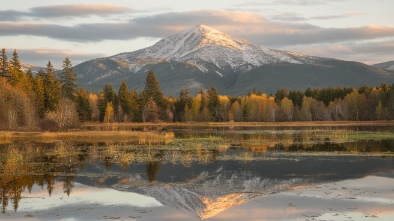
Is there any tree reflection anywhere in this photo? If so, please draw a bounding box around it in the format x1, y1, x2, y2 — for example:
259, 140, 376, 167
146, 161, 161, 183
61, 176, 75, 196
0, 142, 82, 213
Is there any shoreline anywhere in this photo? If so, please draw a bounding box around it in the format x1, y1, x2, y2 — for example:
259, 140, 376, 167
1, 121, 393, 143
1, 121, 393, 134
81, 120, 394, 128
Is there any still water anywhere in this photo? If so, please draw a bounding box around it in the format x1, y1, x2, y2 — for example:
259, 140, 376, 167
1, 126, 394, 220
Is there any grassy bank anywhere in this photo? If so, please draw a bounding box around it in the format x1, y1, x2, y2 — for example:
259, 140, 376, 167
0, 131, 174, 143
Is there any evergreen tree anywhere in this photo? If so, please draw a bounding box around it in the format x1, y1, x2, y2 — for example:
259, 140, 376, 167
9, 50, 21, 71
142, 70, 167, 119
207, 87, 220, 121
97, 84, 117, 122
97, 92, 106, 122
130, 89, 141, 122
34, 70, 46, 118
9, 50, 28, 89
174, 89, 191, 122
75, 88, 92, 122
26, 69, 35, 92
288, 90, 304, 107
118, 80, 132, 120
43, 61, 61, 112
274, 88, 288, 103
0, 49, 9, 79
59, 57, 77, 100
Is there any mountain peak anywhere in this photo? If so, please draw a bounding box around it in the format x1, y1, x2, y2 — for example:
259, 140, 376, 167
186, 24, 249, 50
194, 24, 218, 32
111, 24, 305, 74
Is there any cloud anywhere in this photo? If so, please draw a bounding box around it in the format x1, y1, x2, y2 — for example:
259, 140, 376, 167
1, 9, 393, 51
4, 48, 105, 68
273, 0, 345, 6
0, 4, 131, 21
249, 26, 394, 47
284, 39, 394, 64
271, 12, 366, 22
0, 10, 394, 66
235, 0, 345, 7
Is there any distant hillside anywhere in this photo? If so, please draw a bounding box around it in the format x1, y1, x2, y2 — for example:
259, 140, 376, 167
234, 60, 394, 95
74, 25, 394, 95
373, 61, 394, 71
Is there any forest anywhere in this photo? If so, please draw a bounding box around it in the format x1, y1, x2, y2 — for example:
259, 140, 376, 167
1, 49, 394, 131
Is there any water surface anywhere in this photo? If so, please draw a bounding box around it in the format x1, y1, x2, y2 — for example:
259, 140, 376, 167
1, 126, 393, 220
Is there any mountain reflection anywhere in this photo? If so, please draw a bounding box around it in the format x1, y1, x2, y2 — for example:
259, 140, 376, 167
0, 140, 393, 218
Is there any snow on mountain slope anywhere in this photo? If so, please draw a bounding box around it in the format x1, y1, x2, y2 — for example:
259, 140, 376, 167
113, 169, 312, 219
111, 25, 317, 74
373, 61, 394, 70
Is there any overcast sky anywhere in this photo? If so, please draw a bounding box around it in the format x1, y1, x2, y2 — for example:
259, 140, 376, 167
1, 0, 393, 68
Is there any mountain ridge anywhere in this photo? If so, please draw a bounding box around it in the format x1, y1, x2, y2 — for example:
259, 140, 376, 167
74, 25, 394, 95
374, 61, 394, 70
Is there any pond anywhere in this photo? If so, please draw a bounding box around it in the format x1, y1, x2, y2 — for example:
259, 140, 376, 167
1, 125, 394, 220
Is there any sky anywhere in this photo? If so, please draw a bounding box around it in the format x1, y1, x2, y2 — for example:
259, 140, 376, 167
1, 0, 393, 68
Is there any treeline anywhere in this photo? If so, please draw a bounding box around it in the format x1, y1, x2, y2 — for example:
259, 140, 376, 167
0, 49, 86, 130
92, 71, 394, 124
1, 49, 394, 131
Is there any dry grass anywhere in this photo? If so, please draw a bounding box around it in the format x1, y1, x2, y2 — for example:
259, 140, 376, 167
0, 131, 174, 143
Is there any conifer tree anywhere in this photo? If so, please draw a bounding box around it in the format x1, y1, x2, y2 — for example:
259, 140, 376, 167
76, 88, 92, 122
208, 87, 219, 121
34, 70, 46, 118
26, 69, 35, 92
130, 89, 141, 122
10, 50, 21, 70
9, 50, 28, 88
0, 49, 9, 79
44, 61, 61, 112
98, 84, 117, 122
118, 80, 132, 120
174, 89, 191, 122
59, 57, 77, 100
142, 70, 166, 119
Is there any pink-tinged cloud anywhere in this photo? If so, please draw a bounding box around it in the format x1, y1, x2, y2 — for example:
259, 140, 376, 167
2, 48, 105, 68
0, 4, 131, 21
284, 39, 394, 64
1, 10, 393, 47
30, 3, 131, 17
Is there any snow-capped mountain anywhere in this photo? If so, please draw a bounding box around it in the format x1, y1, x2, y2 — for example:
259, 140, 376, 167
112, 25, 316, 74
74, 25, 394, 95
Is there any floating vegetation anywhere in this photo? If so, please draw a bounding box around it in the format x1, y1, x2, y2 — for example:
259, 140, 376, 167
346, 132, 394, 141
